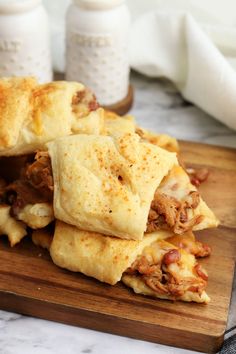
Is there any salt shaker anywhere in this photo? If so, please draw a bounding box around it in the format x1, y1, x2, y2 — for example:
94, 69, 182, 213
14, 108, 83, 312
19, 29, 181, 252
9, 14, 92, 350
0, 0, 52, 83
66, 0, 131, 107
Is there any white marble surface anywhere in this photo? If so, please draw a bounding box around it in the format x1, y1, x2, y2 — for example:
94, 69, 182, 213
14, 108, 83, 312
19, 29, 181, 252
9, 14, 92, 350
0, 72, 235, 354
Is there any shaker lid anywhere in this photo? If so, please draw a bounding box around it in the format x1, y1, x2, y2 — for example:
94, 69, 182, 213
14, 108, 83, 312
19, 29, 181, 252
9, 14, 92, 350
0, 0, 41, 14
74, 0, 125, 11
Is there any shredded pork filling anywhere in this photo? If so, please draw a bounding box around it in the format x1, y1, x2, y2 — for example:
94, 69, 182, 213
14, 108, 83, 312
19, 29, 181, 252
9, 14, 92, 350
1, 151, 202, 232
146, 190, 203, 234
1, 152, 53, 217
125, 249, 207, 297
72, 88, 100, 117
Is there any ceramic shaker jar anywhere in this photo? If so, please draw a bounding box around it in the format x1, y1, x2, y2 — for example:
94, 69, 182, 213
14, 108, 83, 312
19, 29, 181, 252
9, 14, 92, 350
0, 0, 52, 83
66, 0, 130, 106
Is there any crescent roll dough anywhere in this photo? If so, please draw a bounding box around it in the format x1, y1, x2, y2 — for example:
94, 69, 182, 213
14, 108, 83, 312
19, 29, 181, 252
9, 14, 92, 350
50, 221, 210, 303
103, 111, 136, 137
135, 126, 179, 153
50, 221, 173, 285
0, 77, 103, 156
17, 203, 54, 229
0, 205, 27, 247
103, 111, 179, 153
47, 133, 177, 240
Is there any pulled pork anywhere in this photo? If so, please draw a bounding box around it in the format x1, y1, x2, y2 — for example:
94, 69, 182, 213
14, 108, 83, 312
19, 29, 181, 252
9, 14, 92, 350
147, 190, 203, 234
125, 250, 207, 297
72, 88, 99, 117
3, 152, 53, 217
24, 151, 53, 197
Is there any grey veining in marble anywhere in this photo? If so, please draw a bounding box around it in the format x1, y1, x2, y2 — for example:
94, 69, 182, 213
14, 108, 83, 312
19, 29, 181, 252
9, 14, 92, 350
130, 72, 236, 148
0, 310, 197, 354
0, 72, 235, 354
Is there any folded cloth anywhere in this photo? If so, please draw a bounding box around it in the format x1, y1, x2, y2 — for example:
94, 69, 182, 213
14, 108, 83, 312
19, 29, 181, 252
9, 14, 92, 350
130, 11, 236, 131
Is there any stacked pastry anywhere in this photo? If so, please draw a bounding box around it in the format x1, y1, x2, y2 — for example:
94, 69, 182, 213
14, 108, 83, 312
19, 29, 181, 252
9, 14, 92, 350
0, 77, 219, 303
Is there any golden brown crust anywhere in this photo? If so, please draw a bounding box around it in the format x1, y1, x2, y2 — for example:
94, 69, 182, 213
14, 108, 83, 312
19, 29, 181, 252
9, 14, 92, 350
135, 126, 179, 153
103, 110, 136, 137
17, 203, 54, 229
48, 134, 177, 240
0, 78, 103, 157
50, 221, 210, 303
50, 221, 173, 285
0, 204, 27, 246
0, 77, 37, 149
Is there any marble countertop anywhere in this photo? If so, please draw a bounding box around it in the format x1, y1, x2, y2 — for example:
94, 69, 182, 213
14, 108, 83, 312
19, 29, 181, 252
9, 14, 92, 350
0, 72, 235, 354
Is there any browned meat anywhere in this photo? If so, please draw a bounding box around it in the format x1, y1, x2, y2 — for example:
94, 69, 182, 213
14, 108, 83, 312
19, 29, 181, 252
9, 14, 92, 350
24, 151, 53, 197
145, 276, 169, 294
72, 88, 99, 117
126, 256, 162, 278
4, 152, 53, 217
151, 192, 180, 228
146, 190, 202, 234
6, 180, 49, 217
72, 90, 86, 105
167, 275, 206, 297
125, 249, 207, 298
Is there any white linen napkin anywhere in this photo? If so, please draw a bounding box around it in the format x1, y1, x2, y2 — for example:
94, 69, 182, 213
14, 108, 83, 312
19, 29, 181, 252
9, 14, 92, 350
129, 11, 236, 131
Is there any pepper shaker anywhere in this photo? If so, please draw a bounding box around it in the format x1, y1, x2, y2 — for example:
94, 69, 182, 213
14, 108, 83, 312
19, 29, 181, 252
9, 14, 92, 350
66, 0, 131, 110
0, 0, 52, 83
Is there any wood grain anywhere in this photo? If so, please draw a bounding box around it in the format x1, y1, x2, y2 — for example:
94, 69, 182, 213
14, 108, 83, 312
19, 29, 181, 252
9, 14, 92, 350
0, 141, 235, 353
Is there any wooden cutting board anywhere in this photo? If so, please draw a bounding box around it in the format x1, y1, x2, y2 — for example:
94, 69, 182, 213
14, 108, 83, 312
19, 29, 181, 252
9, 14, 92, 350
0, 141, 235, 353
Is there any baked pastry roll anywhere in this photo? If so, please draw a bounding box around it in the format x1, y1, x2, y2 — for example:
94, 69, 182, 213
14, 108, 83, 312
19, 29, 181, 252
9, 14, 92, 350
147, 165, 219, 234
50, 221, 210, 303
0, 77, 102, 156
17, 203, 53, 229
50, 221, 175, 285
1, 151, 54, 230
103, 111, 179, 153
34, 227, 210, 259
2, 134, 218, 238
135, 126, 179, 153
0, 205, 27, 247
47, 133, 178, 240
0, 131, 218, 239
103, 110, 136, 137
122, 239, 210, 303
